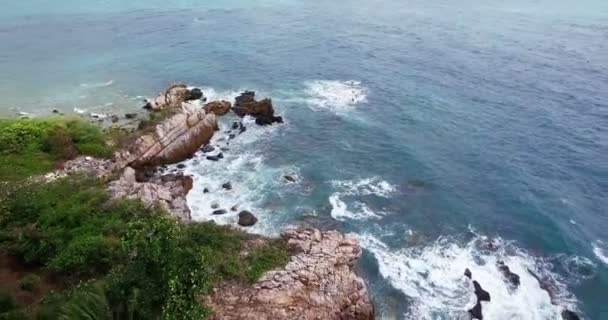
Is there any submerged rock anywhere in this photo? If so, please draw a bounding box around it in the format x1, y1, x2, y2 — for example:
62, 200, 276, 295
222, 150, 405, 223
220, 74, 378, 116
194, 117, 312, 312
561, 309, 581, 320
284, 175, 296, 183
201, 144, 216, 153
206, 155, 221, 161
222, 182, 232, 190
206, 228, 374, 319
473, 280, 491, 302
125, 113, 138, 119
497, 261, 521, 289
213, 209, 228, 215
469, 301, 483, 320
464, 268, 472, 279
237, 210, 257, 227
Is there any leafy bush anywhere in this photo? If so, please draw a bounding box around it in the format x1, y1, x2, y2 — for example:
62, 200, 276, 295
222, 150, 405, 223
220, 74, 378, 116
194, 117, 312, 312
244, 241, 290, 282
0, 117, 113, 181
1, 177, 125, 274
0, 175, 290, 319
58, 283, 112, 320
19, 274, 41, 292
0, 290, 15, 314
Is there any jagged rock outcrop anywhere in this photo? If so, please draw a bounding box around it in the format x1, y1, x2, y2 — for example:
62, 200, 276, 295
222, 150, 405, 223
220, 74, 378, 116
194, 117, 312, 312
232, 91, 283, 126
107, 167, 191, 220
204, 100, 232, 116
207, 228, 374, 320
143, 84, 204, 111
115, 104, 218, 168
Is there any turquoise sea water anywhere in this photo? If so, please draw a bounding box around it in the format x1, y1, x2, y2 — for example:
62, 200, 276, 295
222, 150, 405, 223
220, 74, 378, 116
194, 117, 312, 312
2, 0, 607, 318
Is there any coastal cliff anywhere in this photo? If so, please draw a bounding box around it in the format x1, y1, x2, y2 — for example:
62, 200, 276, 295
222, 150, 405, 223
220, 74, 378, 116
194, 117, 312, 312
0, 84, 374, 320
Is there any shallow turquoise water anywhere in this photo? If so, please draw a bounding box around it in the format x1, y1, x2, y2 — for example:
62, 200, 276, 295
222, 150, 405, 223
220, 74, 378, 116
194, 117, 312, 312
2, 0, 607, 318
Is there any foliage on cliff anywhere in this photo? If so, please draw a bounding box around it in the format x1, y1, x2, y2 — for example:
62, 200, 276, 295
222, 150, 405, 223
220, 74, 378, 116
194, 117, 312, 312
0, 177, 289, 319
0, 117, 113, 181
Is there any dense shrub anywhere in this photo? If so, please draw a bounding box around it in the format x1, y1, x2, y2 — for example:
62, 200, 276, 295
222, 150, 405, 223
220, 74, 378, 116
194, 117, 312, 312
0, 117, 113, 181
0, 290, 15, 314
0, 176, 289, 319
19, 274, 41, 292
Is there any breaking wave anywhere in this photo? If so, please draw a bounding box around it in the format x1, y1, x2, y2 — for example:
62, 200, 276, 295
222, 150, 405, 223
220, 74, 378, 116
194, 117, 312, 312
593, 240, 608, 265
360, 232, 579, 319
79, 80, 114, 88
304, 80, 367, 114
329, 177, 396, 221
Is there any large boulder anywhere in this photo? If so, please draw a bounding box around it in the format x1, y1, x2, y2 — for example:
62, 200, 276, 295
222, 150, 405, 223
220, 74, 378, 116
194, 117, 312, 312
143, 84, 205, 111
232, 91, 283, 126
115, 104, 218, 168
204, 101, 232, 116
237, 210, 257, 227
206, 228, 374, 320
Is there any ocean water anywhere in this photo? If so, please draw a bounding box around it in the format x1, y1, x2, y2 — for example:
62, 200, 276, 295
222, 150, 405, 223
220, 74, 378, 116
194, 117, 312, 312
2, 0, 607, 319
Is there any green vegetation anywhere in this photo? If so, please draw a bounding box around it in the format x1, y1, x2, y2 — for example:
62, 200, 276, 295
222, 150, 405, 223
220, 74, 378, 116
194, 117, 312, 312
0, 117, 113, 181
137, 108, 178, 132
0, 176, 289, 319
18, 275, 41, 292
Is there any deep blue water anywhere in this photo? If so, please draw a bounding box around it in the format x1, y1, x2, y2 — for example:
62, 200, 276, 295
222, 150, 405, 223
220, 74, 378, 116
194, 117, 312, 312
2, 0, 607, 319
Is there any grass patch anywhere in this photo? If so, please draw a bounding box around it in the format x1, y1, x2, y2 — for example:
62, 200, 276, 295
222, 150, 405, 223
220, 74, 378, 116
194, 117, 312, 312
0, 176, 289, 319
0, 117, 113, 181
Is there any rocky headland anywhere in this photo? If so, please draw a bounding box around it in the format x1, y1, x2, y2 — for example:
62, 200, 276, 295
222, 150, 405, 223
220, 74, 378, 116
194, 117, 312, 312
47, 84, 374, 320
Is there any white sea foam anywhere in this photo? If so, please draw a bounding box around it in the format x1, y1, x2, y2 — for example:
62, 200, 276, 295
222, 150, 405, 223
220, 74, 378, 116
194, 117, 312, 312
199, 86, 245, 102
79, 80, 114, 88
593, 240, 608, 265
328, 177, 396, 221
73, 107, 86, 114
331, 177, 397, 197
329, 195, 382, 221
304, 80, 367, 114
360, 233, 577, 320
181, 88, 290, 235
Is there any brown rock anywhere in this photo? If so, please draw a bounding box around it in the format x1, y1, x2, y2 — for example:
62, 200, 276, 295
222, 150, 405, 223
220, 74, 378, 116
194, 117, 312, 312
232, 91, 283, 126
204, 100, 232, 116
143, 84, 204, 111
181, 175, 194, 193
115, 104, 218, 168
206, 228, 374, 320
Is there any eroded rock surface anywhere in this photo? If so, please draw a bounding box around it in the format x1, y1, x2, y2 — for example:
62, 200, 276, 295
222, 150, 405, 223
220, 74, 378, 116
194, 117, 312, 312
115, 104, 217, 168
207, 228, 374, 320
107, 167, 192, 220
204, 100, 232, 116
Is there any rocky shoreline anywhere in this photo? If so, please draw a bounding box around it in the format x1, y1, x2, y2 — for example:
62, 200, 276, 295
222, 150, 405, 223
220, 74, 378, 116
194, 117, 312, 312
50, 84, 375, 320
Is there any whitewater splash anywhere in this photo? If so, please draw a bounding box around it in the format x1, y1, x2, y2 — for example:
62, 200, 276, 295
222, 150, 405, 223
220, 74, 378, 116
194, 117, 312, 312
593, 240, 608, 265
79, 80, 114, 88
182, 87, 293, 235
329, 177, 396, 221
304, 80, 367, 114
360, 232, 578, 320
